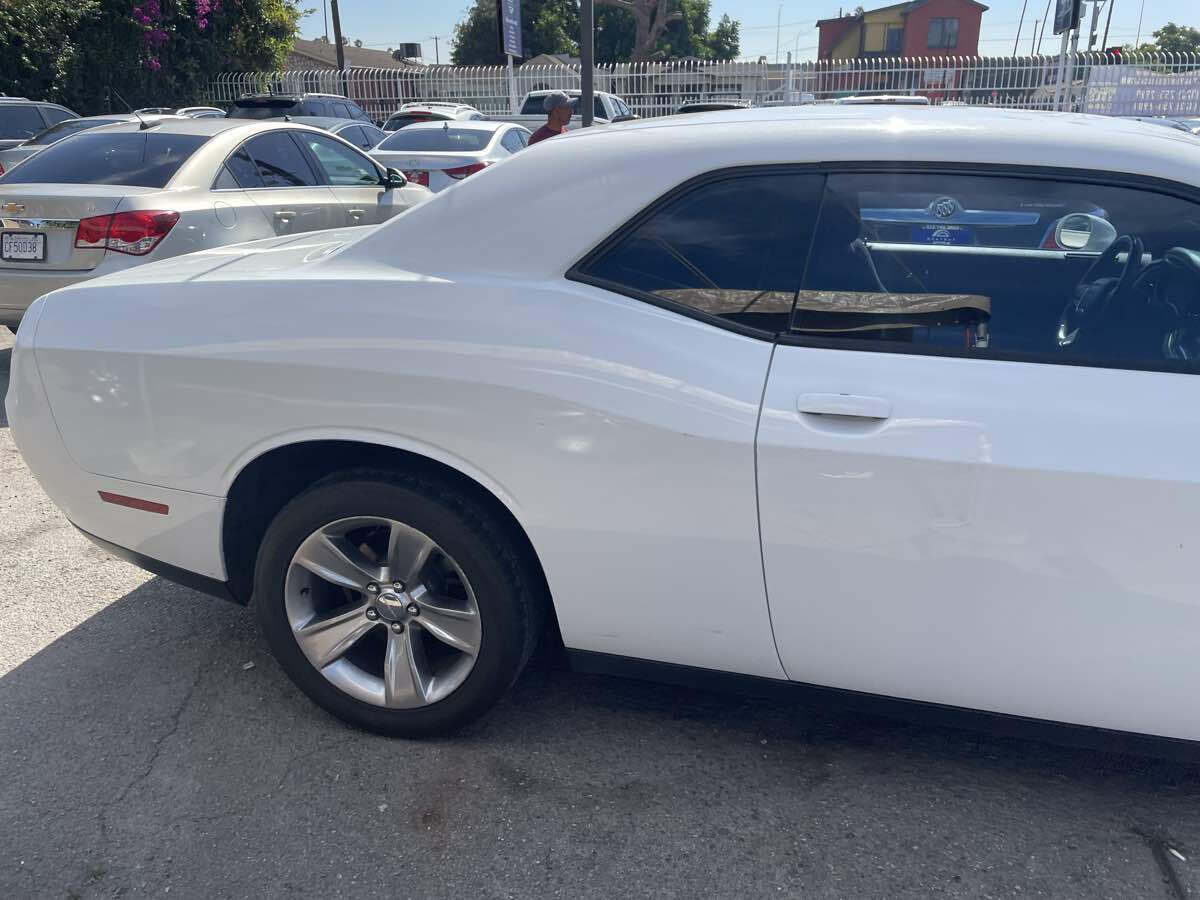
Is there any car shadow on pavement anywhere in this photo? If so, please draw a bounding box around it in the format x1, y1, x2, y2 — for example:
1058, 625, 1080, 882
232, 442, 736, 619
1, 345, 11, 428
3, 577, 1200, 898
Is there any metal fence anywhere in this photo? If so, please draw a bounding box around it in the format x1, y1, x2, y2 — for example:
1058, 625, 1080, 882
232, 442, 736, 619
206, 52, 1200, 123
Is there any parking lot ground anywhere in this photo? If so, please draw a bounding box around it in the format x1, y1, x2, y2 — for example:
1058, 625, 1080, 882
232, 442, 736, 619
3, 325, 1200, 899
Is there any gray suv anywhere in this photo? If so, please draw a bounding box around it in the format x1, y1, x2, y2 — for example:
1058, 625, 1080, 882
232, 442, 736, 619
228, 93, 373, 123
0, 97, 79, 150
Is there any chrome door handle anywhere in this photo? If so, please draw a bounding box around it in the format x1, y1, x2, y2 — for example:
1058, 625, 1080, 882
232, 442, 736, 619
348, 208, 365, 219
797, 393, 892, 419
274, 210, 296, 221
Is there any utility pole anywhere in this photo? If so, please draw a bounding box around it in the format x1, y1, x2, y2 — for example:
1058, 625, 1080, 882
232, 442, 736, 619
1014, 0, 1029, 56
1036, 0, 1051, 53
1134, 0, 1145, 47
1101, 0, 1116, 49
581, 0, 594, 126
330, 0, 346, 95
1087, 0, 1103, 49
323, 0, 329, 43
775, 5, 782, 64
1031, 19, 1039, 53
429, 35, 439, 64
331, 0, 345, 70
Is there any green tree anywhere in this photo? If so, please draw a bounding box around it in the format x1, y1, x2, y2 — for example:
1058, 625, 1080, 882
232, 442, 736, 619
705, 13, 739, 61
0, 0, 306, 114
1124, 22, 1200, 55
593, 0, 740, 62
451, 0, 579, 65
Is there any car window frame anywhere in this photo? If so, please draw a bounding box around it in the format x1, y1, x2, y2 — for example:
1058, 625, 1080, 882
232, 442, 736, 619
569, 161, 1200, 358
773, 161, 1200, 376
500, 127, 524, 154
358, 125, 385, 148
568, 164, 828, 341
235, 130, 324, 189
294, 129, 384, 187
211, 144, 264, 191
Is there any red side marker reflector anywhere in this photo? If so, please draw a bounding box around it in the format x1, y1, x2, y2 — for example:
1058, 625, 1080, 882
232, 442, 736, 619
98, 491, 169, 515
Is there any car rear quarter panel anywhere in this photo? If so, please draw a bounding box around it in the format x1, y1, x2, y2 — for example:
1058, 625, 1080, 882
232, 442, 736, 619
31, 267, 785, 677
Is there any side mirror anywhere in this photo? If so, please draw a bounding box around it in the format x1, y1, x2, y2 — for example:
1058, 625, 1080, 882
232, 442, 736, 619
1053, 213, 1117, 252
382, 167, 407, 189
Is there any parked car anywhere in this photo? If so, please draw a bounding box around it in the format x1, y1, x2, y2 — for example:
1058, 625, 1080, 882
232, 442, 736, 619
12, 106, 1200, 746
382, 102, 486, 132
1127, 116, 1197, 135
227, 93, 373, 124
674, 99, 753, 114
288, 116, 387, 151
0, 114, 185, 174
835, 94, 931, 105
138, 106, 227, 118
489, 89, 638, 131
370, 120, 531, 191
0, 97, 78, 150
0, 117, 429, 328
1170, 117, 1200, 135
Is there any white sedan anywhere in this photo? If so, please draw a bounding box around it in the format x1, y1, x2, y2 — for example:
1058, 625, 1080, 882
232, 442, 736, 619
370, 120, 531, 192
9, 106, 1200, 743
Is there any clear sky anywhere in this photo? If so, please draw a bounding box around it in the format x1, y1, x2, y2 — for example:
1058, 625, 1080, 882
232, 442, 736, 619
301, 1, 1195, 64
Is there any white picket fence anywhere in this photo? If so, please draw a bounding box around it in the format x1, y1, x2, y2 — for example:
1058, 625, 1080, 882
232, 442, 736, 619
206, 52, 1200, 123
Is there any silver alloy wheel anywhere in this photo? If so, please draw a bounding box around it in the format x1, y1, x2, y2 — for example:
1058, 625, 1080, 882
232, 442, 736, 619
284, 516, 482, 709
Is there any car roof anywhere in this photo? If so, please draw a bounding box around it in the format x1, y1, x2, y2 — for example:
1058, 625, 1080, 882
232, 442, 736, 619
288, 116, 371, 130
83, 116, 283, 137
349, 105, 1200, 282
389, 119, 510, 133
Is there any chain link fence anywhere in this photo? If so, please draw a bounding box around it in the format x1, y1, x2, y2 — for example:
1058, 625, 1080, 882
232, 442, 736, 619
206, 52, 1200, 124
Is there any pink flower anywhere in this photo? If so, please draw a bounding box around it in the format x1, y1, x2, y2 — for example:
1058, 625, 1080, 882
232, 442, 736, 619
145, 58, 162, 71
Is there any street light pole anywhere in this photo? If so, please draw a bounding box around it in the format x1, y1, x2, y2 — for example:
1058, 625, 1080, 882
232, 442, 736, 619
581, 0, 594, 127
330, 0, 346, 95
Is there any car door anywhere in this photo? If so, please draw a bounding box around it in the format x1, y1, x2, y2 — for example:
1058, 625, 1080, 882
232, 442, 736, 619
566, 171, 830, 676
757, 167, 1200, 740
294, 130, 409, 226
209, 146, 278, 243
240, 131, 339, 236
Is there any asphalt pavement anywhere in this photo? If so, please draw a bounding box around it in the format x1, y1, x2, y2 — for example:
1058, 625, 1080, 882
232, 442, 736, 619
2, 325, 1200, 899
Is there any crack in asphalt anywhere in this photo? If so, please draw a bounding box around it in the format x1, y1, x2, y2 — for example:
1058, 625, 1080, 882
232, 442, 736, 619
97, 658, 207, 848
1132, 826, 1189, 899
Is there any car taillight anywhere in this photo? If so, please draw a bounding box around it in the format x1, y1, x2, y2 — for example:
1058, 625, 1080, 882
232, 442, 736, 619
0, 162, 5, 176
75, 210, 179, 255
443, 162, 489, 180
403, 170, 430, 187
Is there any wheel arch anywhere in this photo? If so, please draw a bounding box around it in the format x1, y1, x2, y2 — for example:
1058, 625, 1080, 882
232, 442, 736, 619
220, 436, 551, 621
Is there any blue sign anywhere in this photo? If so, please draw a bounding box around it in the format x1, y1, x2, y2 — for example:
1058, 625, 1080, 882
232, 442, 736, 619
498, 0, 523, 58
1053, 0, 1081, 35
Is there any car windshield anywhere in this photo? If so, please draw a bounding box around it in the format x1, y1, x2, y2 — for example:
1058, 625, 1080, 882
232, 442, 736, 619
228, 101, 300, 120
27, 118, 122, 146
378, 127, 493, 152
0, 132, 210, 187
0, 105, 48, 140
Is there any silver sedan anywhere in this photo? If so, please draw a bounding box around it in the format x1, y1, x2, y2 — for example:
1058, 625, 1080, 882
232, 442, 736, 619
370, 120, 531, 193
0, 117, 431, 328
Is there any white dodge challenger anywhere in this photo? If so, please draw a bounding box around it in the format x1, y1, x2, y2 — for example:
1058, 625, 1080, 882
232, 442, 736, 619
8, 106, 1200, 742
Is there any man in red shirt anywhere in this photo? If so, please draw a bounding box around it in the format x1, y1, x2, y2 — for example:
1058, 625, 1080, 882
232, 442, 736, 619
528, 91, 573, 145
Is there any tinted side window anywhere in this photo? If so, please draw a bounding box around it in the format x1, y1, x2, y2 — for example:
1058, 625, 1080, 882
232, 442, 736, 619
332, 102, 354, 118
0, 105, 49, 140
296, 132, 380, 186
794, 172, 1200, 371
244, 133, 317, 187
213, 165, 240, 190
0, 132, 209, 187
578, 172, 825, 333
40, 106, 77, 125
225, 146, 264, 188
359, 126, 385, 148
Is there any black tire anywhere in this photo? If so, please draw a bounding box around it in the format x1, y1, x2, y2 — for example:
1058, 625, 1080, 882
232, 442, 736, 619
253, 468, 545, 736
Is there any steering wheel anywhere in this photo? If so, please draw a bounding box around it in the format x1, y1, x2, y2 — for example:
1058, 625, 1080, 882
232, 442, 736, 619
1056, 235, 1145, 347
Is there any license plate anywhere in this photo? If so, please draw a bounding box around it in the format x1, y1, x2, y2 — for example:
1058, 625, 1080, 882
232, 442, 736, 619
404, 170, 429, 187
1, 232, 45, 262
912, 224, 970, 245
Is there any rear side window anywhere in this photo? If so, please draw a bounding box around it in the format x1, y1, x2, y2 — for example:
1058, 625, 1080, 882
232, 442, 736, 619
244, 133, 317, 187
378, 127, 493, 152
794, 172, 1200, 372
40, 106, 77, 125
303, 100, 333, 117
358, 126, 385, 148
500, 129, 524, 153
576, 172, 825, 333
0, 132, 209, 187
224, 146, 264, 188
332, 102, 354, 118
0, 105, 49, 140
